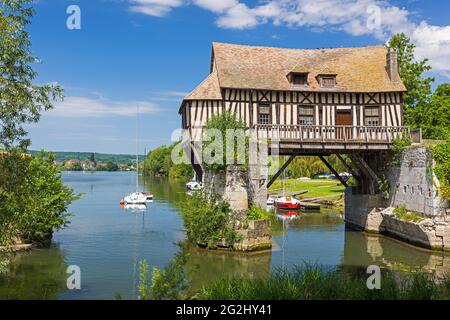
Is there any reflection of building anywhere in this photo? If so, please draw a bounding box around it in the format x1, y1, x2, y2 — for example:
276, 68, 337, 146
342, 230, 450, 277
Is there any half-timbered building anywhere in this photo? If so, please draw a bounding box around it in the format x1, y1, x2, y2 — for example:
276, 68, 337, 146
179, 42, 415, 192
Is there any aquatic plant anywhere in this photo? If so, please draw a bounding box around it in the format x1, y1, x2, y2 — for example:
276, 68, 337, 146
138, 250, 189, 300
198, 265, 450, 300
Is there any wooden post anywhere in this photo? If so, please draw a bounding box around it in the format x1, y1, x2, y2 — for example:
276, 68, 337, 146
318, 155, 349, 188
335, 154, 361, 182
267, 154, 297, 188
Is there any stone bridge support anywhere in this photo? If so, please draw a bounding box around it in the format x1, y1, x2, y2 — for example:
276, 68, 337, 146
345, 146, 450, 251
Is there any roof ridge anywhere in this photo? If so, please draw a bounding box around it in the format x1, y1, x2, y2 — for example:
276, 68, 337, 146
212, 42, 386, 52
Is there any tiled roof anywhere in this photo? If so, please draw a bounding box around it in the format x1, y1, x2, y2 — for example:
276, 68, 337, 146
184, 42, 406, 101
184, 69, 222, 100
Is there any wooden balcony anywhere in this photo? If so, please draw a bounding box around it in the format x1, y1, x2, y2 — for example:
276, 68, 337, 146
253, 125, 419, 153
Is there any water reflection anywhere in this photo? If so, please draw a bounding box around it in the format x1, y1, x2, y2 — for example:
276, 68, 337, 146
185, 246, 272, 293
0, 245, 67, 299
343, 230, 450, 277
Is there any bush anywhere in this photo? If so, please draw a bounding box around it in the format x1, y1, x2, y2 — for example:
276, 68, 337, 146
433, 140, 450, 200
198, 265, 450, 300
144, 143, 193, 180
394, 206, 424, 223
391, 135, 412, 166
179, 192, 238, 248
247, 205, 271, 221
141, 252, 189, 300
0, 151, 79, 245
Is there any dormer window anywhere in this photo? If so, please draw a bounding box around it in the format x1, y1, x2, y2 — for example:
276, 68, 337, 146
289, 73, 308, 87
319, 75, 336, 88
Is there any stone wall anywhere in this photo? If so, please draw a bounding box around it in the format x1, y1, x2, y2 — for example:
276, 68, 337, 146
345, 146, 450, 251
387, 146, 448, 217
248, 139, 269, 209
202, 165, 272, 252
234, 219, 272, 252
344, 189, 385, 232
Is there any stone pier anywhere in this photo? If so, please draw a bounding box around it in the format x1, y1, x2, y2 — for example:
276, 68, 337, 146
345, 146, 450, 251
203, 165, 272, 252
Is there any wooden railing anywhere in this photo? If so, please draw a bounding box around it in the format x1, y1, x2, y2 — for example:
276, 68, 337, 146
253, 125, 411, 143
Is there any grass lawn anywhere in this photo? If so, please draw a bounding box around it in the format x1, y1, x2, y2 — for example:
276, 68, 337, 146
269, 179, 345, 199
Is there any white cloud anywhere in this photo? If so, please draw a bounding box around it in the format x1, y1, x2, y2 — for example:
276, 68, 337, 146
192, 0, 238, 13
129, 0, 183, 17
127, 0, 450, 76
47, 96, 162, 118
216, 3, 259, 29
412, 22, 450, 76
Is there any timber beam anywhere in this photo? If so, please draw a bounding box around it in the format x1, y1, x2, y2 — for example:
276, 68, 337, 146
335, 154, 361, 182
318, 156, 349, 188
267, 154, 297, 188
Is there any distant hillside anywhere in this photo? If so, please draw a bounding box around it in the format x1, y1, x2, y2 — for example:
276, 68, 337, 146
29, 151, 145, 165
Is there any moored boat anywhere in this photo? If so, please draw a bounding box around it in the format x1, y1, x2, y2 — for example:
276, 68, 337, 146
122, 192, 148, 205
274, 196, 301, 209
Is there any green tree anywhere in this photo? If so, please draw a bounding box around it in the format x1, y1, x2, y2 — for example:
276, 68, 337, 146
0, 1, 77, 246
387, 33, 434, 108
0, 0, 63, 151
145, 145, 172, 176
414, 84, 450, 140
0, 152, 79, 245
203, 111, 247, 173
97, 161, 119, 172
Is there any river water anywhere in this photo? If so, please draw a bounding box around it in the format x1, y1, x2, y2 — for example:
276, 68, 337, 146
1, 171, 450, 300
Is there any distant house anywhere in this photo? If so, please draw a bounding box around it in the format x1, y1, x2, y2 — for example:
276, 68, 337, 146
118, 163, 130, 171
64, 159, 79, 167
81, 160, 96, 171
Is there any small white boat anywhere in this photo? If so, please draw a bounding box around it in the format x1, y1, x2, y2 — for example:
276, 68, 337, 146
122, 192, 148, 205
274, 196, 302, 209
186, 180, 203, 192
267, 196, 275, 206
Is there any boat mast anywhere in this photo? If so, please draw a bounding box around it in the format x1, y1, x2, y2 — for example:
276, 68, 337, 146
136, 104, 139, 193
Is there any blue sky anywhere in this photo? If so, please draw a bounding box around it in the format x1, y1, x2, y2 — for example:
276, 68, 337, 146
27, 0, 450, 154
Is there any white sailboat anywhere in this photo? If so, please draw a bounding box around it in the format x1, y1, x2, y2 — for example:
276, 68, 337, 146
121, 105, 153, 207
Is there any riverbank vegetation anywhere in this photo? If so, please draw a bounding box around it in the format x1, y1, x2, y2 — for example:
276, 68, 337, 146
138, 250, 450, 300
432, 140, 450, 201
394, 206, 424, 223
0, 1, 78, 247
179, 192, 239, 249
143, 143, 193, 180
198, 266, 450, 300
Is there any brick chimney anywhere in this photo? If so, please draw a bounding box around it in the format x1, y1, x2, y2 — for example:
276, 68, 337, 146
386, 48, 400, 82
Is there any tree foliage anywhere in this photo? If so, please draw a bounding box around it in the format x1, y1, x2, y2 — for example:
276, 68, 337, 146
286, 155, 346, 178
204, 111, 247, 173
433, 140, 450, 200
387, 33, 434, 111
0, 1, 77, 246
0, 0, 63, 150
413, 84, 450, 140
0, 152, 79, 245
179, 192, 237, 249
144, 143, 193, 179
387, 33, 450, 140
